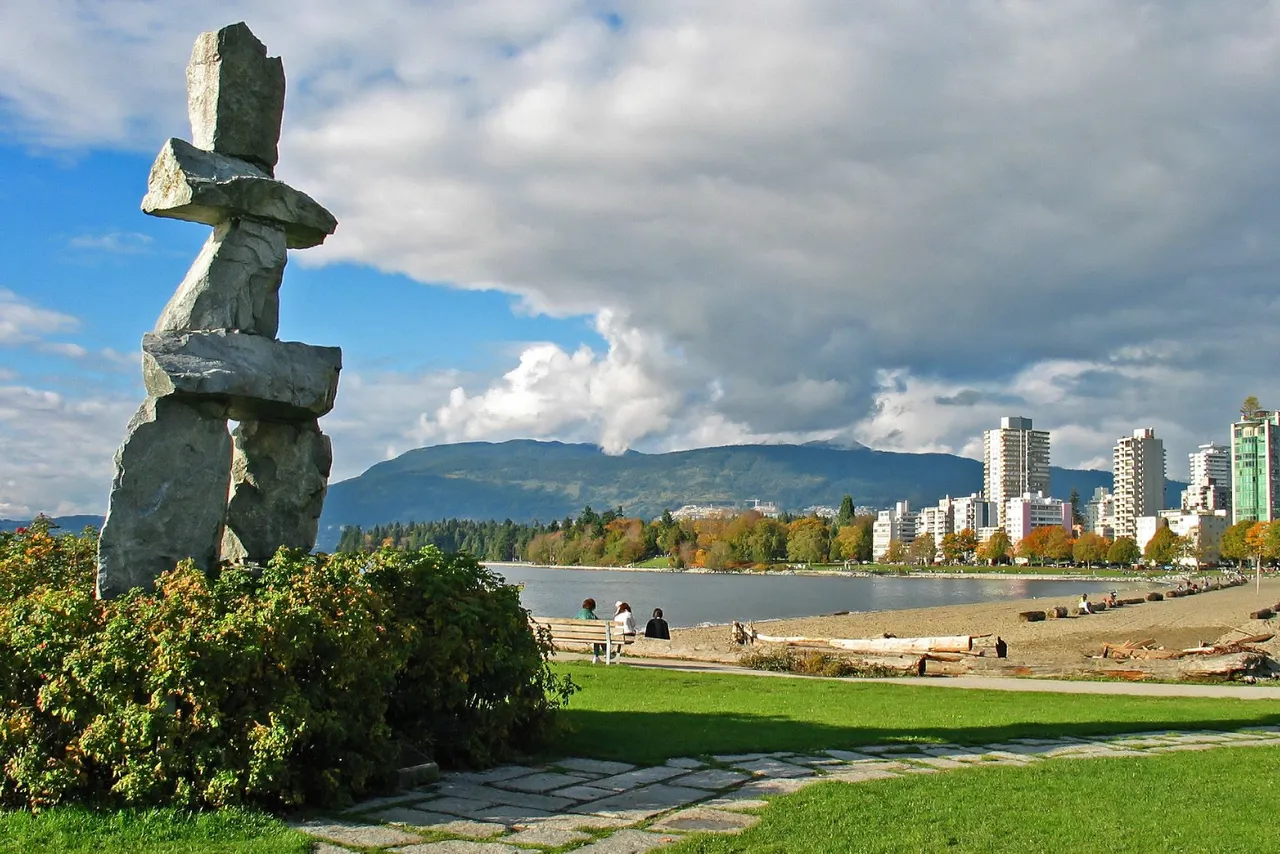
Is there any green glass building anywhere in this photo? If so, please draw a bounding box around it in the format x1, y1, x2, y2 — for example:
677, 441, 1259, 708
1231, 411, 1280, 524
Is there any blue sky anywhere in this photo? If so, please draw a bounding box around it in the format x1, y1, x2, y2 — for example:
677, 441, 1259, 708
4, 1, 1280, 516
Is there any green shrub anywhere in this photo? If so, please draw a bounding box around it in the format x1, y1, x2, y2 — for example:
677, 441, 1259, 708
0, 521, 574, 810
738, 646, 905, 678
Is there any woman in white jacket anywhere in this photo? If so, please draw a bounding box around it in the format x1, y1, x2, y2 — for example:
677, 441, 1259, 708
614, 601, 637, 656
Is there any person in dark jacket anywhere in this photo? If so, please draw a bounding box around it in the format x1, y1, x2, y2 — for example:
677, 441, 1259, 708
644, 607, 671, 640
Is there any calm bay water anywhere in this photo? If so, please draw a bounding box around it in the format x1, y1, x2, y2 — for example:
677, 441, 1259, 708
487, 564, 1116, 628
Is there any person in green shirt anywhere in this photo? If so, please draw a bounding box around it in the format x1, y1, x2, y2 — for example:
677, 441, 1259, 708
576, 598, 605, 663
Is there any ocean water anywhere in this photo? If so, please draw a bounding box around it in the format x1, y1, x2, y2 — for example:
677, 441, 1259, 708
488, 564, 1117, 628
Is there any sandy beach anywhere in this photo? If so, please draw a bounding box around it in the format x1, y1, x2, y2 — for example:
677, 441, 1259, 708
632, 577, 1280, 668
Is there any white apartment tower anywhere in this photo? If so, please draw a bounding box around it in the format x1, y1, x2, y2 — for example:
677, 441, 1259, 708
983, 416, 1051, 527
872, 501, 917, 561
1185, 443, 1231, 516
1113, 428, 1167, 540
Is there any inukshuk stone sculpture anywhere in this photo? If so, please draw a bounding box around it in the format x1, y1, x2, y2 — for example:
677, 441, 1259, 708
97, 23, 340, 599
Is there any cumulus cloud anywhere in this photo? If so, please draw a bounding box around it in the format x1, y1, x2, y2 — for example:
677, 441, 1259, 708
0, 288, 79, 345
3, 0, 1280, 486
67, 231, 154, 254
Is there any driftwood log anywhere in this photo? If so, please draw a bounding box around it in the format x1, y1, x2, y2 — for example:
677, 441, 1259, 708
1250, 608, 1275, 620
828, 635, 975, 654
1020, 610, 1046, 622
1146, 592, 1164, 601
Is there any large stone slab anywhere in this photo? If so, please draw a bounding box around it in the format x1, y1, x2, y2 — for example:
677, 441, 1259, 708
222, 419, 331, 563
372, 806, 505, 839
494, 771, 589, 793
293, 818, 422, 848
731, 758, 815, 779
649, 807, 760, 834
142, 330, 341, 420
503, 827, 592, 847
390, 843, 534, 854
155, 219, 286, 337
143, 138, 336, 248
571, 829, 674, 853
572, 783, 709, 821
591, 765, 685, 792
429, 782, 573, 812
558, 758, 637, 775
97, 396, 230, 598
670, 769, 750, 791
187, 23, 285, 174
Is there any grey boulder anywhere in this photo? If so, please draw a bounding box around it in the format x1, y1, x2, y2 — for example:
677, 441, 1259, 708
142, 138, 337, 249
155, 218, 287, 336
97, 397, 231, 599
142, 330, 342, 420
222, 419, 332, 564
187, 22, 285, 175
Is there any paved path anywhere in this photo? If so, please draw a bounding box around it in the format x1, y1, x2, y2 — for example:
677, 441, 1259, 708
554, 652, 1280, 699
295, 726, 1280, 852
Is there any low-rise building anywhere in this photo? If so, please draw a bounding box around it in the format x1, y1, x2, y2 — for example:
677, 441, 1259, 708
1004, 492, 1071, 544
1135, 509, 1230, 566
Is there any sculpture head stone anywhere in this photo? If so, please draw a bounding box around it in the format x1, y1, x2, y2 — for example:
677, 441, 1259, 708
187, 22, 285, 175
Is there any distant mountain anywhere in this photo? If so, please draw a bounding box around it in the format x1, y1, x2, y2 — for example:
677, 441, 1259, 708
318, 440, 1185, 549
0, 515, 104, 533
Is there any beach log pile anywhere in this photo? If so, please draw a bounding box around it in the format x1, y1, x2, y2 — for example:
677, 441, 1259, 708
1093, 634, 1276, 680
731, 623, 991, 676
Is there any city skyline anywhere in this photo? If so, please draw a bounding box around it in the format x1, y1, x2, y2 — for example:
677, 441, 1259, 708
4, 3, 1280, 516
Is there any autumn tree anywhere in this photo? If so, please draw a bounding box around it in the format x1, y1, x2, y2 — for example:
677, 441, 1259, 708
1017, 526, 1060, 565
1243, 395, 1262, 419
956, 529, 979, 563
1107, 536, 1141, 566
1072, 531, 1111, 568
831, 523, 871, 563
746, 517, 789, 564
980, 529, 1012, 565
883, 539, 908, 564
1143, 524, 1184, 566
1220, 520, 1253, 567
787, 517, 830, 565
908, 532, 937, 566
1044, 527, 1074, 563
940, 531, 963, 564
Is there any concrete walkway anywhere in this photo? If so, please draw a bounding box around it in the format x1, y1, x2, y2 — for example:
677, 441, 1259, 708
555, 651, 1280, 699
295, 726, 1280, 853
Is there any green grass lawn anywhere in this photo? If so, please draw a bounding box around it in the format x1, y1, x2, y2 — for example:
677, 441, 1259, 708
666, 745, 1280, 854
549, 663, 1280, 764
0, 807, 308, 854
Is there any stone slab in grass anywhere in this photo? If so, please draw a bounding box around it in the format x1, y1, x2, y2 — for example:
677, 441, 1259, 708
390, 842, 535, 854
731, 758, 815, 778
572, 783, 710, 820
534, 815, 633, 831
907, 757, 970, 770
558, 758, 637, 775
495, 771, 591, 793
591, 765, 685, 792
702, 797, 768, 812
824, 749, 879, 762
571, 829, 677, 853
503, 826, 593, 847
671, 769, 751, 790
294, 818, 423, 848
314, 845, 353, 854
730, 777, 820, 798
822, 767, 903, 784
554, 784, 620, 802
650, 807, 761, 834
372, 807, 506, 839
665, 757, 706, 770
420, 796, 498, 816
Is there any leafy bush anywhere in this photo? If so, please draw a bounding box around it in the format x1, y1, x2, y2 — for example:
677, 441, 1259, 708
0, 520, 574, 810
738, 646, 904, 678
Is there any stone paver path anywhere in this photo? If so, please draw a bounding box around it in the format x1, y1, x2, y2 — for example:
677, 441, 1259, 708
295, 726, 1280, 852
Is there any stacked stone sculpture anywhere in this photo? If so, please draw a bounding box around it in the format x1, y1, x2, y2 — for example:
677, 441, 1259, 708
97, 23, 340, 599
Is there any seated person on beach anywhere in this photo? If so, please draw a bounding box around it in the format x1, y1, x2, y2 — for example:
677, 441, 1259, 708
1078, 593, 1092, 614
645, 607, 671, 640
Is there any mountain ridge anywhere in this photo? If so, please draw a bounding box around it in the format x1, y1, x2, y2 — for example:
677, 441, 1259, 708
318, 439, 1182, 549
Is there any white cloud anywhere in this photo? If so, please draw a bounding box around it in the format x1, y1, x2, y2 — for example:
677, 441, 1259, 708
67, 231, 154, 253
3, 0, 1280, 484
0, 288, 79, 345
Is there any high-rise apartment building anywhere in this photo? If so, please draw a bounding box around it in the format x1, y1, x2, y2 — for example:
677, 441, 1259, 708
1231, 410, 1280, 524
1113, 428, 1166, 540
1186, 443, 1232, 517
983, 416, 1050, 527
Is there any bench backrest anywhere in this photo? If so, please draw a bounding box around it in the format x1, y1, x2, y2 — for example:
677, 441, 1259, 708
532, 617, 613, 644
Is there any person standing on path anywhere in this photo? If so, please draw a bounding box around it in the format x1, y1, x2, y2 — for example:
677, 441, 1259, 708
577, 598, 605, 663
644, 607, 671, 640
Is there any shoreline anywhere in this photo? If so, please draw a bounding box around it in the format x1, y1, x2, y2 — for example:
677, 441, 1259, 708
484, 560, 1183, 584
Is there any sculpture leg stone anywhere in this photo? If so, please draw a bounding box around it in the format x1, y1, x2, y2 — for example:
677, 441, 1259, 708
155, 219, 286, 336
97, 397, 232, 599
222, 419, 333, 564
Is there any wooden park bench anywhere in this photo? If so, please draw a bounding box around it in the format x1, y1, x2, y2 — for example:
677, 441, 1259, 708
530, 617, 635, 664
